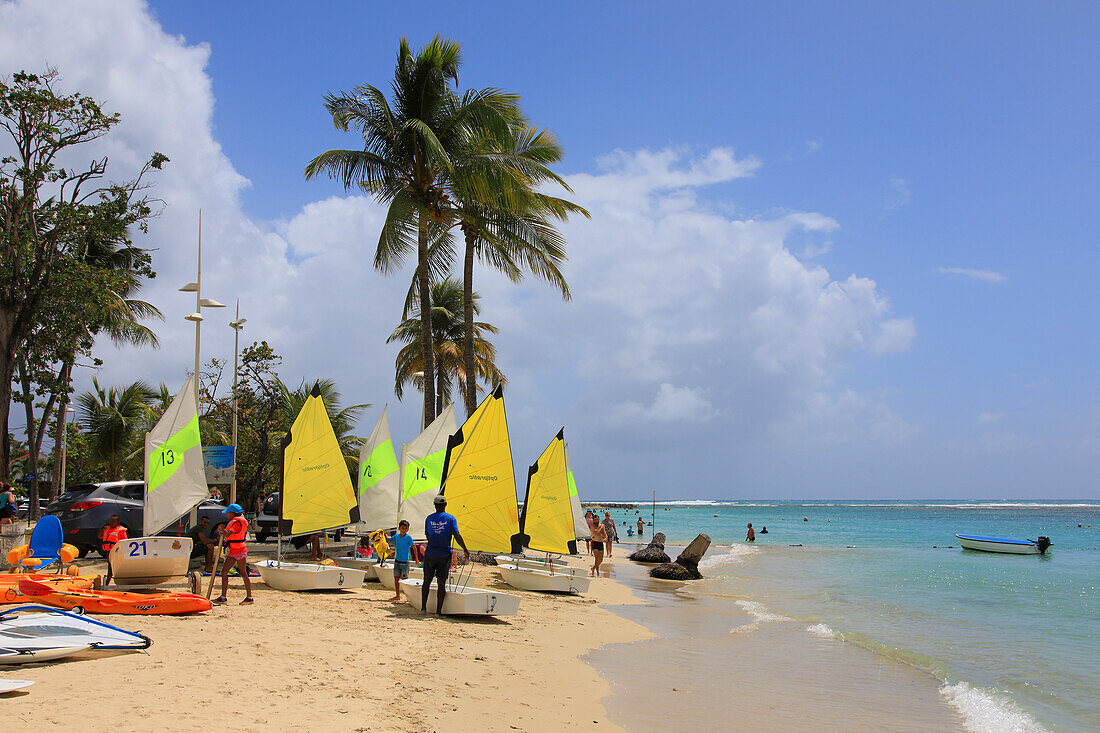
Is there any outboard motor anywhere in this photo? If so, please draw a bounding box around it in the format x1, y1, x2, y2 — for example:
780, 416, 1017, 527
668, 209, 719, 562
1036, 536, 1052, 554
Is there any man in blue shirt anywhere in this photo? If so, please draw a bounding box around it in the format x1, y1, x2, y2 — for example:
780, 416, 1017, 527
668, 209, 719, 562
422, 494, 470, 614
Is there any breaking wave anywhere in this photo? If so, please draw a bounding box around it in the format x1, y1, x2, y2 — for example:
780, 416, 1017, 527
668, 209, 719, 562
940, 681, 1049, 733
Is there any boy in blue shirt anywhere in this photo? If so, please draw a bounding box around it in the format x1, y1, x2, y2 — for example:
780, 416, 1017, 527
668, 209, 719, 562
422, 495, 469, 614
391, 519, 416, 602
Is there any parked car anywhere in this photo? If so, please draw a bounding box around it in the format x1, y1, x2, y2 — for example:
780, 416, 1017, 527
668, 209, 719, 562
255, 492, 279, 542
15, 497, 48, 519
46, 481, 227, 557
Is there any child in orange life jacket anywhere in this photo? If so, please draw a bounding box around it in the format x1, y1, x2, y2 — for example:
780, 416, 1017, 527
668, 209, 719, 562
100, 514, 128, 586
214, 504, 253, 605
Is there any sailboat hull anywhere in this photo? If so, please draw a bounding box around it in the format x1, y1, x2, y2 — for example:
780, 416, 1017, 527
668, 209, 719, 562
108, 537, 192, 587
494, 555, 585, 576
332, 556, 380, 580
401, 578, 520, 616
253, 560, 367, 591
496, 564, 591, 594
373, 563, 423, 591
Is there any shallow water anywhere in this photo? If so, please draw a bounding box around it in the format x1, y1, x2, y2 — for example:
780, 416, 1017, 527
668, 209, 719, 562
588, 500, 1100, 732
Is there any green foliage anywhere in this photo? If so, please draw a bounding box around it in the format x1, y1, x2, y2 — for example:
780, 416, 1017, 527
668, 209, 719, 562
74, 378, 157, 481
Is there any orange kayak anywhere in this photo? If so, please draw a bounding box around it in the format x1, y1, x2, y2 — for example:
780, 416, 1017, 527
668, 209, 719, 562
0, 574, 100, 604
17, 578, 212, 615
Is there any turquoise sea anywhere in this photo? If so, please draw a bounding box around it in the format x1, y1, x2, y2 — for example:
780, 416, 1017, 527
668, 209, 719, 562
591, 500, 1100, 732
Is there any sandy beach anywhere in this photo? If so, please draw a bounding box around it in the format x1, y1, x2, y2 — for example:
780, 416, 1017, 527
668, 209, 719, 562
3, 547, 650, 733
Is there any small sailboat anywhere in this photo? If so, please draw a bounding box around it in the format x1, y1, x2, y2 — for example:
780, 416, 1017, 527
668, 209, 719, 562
110, 377, 207, 588
956, 534, 1052, 555
335, 406, 398, 577
401, 387, 521, 616
398, 404, 456, 538
374, 563, 423, 591
496, 430, 591, 594
254, 385, 368, 590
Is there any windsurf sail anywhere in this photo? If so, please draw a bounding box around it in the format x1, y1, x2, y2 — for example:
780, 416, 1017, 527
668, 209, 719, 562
144, 375, 207, 536
357, 405, 399, 531
279, 385, 359, 536
565, 443, 590, 540
398, 403, 456, 538
439, 385, 520, 554
519, 429, 577, 555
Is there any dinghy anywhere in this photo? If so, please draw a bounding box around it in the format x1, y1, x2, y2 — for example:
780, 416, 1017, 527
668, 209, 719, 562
496, 429, 589, 594
956, 535, 1052, 555
253, 385, 367, 591
335, 406, 398, 582
0, 678, 35, 692
402, 578, 520, 616
110, 377, 206, 588
373, 562, 422, 591
332, 556, 380, 581
496, 563, 591, 594
416, 386, 523, 616
494, 555, 586, 577
0, 604, 151, 648
399, 404, 456, 539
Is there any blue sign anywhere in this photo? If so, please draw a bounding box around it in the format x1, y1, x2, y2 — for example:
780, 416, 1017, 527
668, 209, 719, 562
202, 446, 235, 484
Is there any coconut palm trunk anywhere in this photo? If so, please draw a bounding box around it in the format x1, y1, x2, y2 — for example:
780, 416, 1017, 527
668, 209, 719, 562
416, 215, 436, 428
462, 229, 478, 416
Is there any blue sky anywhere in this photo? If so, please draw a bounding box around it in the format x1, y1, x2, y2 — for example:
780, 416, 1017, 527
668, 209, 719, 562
4, 1, 1099, 497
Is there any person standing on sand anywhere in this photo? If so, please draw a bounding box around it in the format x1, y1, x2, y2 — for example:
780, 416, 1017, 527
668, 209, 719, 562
390, 520, 415, 602
602, 512, 617, 557
423, 495, 469, 614
214, 503, 254, 605
0, 482, 15, 524
589, 519, 607, 575
746, 523, 755, 542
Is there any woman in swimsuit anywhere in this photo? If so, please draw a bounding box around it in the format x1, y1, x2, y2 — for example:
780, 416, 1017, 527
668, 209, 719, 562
589, 520, 607, 576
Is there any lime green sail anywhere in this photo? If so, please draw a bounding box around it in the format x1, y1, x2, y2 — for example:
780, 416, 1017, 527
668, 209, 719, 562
398, 403, 456, 539
143, 376, 207, 536
565, 443, 590, 540
357, 405, 399, 530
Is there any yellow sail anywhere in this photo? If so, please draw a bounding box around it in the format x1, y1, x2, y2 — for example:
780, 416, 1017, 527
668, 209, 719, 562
279, 385, 359, 535
439, 385, 520, 553
521, 429, 576, 554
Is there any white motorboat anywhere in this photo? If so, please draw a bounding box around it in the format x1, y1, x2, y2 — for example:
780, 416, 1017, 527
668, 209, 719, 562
332, 555, 380, 581
494, 555, 586, 576
373, 563, 423, 591
253, 560, 367, 591
402, 578, 520, 616
956, 534, 1052, 555
496, 563, 591, 594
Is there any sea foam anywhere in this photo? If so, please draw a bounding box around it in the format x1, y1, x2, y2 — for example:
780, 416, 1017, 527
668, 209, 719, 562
940, 681, 1049, 733
804, 623, 838, 639
699, 543, 759, 570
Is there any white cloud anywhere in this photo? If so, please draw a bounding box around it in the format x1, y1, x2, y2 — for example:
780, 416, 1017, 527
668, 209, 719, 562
934, 267, 1008, 283
0, 0, 923, 495
885, 177, 911, 210
977, 412, 1004, 425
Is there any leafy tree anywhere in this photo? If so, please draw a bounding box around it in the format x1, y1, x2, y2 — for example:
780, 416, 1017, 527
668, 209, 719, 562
0, 69, 166, 510
74, 378, 157, 481
388, 278, 504, 414
305, 37, 519, 428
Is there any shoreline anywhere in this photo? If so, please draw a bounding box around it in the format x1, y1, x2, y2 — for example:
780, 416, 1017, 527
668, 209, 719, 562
4, 544, 651, 732
589, 542, 972, 732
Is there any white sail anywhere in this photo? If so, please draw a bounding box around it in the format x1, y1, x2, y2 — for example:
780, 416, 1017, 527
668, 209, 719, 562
143, 376, 207, 536
565, 443, 590, 540
357, 405, 400, 530
398, 403, 456, 539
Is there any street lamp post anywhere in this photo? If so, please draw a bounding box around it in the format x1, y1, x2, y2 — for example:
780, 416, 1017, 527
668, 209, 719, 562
229, 302, 246, 506
179, 211, 224, 515
59, 405, 75, 497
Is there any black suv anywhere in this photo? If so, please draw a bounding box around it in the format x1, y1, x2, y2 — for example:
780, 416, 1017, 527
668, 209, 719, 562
47, 481, 228, 556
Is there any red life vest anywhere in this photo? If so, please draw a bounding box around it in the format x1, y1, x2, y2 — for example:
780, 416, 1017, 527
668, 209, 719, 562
101, 525, 127, 553
225, 516, 247, 553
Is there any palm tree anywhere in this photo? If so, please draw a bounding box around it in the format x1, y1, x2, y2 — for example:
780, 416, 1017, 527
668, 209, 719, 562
449, 123, 588, 415
76, 379, 157, 481
304, 36, 520, 429
276, 379, 368, 475
388, 279, 504, 414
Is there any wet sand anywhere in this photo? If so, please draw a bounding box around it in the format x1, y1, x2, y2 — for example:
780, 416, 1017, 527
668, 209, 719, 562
589, 553, 967, 732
